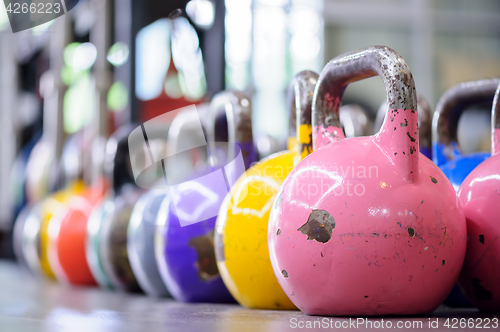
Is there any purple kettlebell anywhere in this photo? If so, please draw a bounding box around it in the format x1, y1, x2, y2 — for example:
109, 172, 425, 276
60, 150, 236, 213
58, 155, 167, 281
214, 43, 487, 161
156, 91, 257, 303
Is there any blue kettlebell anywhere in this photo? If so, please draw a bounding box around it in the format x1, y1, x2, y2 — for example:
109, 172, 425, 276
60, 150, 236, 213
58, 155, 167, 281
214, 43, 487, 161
433, 79, 500, 190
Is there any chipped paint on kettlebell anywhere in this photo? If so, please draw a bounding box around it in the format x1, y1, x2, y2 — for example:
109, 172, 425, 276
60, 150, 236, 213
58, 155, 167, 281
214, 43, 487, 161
214, 71, 319, 310
298, 210, 335, 243
457, 83, 500, 313
189, 231, 219, 282
269, 46, 467, 317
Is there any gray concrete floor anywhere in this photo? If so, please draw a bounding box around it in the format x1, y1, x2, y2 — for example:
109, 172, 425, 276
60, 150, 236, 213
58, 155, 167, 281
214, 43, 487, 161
0, 261, 497, 332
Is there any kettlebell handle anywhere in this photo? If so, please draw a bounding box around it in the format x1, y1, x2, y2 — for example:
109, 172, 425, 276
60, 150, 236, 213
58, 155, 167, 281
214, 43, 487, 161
287, 70, 319, 161
206, 91, 256, 169
375, 95, 432, 150
432, 78, 500, 165
313, 45, 419, 182
415, 95, 433, 153
90, 0, 113, 185
105, 125, 139, 194
492, 83, 500, 156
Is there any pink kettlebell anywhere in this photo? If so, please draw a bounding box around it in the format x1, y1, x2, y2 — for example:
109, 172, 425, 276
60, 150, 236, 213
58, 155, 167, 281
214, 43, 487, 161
268, 46, 467, 316
457, 82, 500, 313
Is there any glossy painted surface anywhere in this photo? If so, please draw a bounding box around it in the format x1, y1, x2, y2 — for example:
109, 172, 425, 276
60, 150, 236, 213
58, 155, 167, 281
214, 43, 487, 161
214, 71, 318, 309
97, 124, 145, 293
86, 200, 114, 288
22, 204, 44, 275
127, 120, 178, 297
432, 79, 500, 307
158, 154, 251, 303
128, 190, 170, 297
33, 183, 86, 279
100, 187, 143, 293
22, 126, 97, 284
458, 154, 500, 313
270, 136, 467, 316
13, 206, 30, 268
432, 79, 500, 188
269, 139, 466, 316
215, 151, 296, 309
158, 199, 234, 303
437, 151, 490, 191
156, 91, 255, 303
375, 95, 433, 159
269, 46, 467, 316
49, 180, 106, 285
456, 84, 500, 313
23, 128, 93, 282
144, 108, 208, 306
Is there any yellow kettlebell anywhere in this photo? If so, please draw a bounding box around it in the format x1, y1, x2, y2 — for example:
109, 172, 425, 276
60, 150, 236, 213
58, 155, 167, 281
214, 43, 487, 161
214, 71, 318, 309
38, 181, 85, 278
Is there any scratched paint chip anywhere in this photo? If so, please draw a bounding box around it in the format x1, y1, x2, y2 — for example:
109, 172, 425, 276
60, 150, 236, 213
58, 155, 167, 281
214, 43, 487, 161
188, 231, 219, 281
275, 191, 283, 209
406, 132, 416, 142
297, 209, 335, 244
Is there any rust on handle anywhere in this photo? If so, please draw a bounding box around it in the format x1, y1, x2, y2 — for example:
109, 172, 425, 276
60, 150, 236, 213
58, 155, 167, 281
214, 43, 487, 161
287, 70, 319, 160
313, 45, 419, 183
432, 78, 500, 161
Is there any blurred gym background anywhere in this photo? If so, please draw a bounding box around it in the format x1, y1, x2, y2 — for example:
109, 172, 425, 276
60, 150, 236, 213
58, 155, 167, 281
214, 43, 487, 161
0, 0, 499, 256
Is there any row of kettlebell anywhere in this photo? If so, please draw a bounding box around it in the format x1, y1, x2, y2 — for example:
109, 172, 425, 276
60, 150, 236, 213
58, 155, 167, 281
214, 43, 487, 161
211, 46, 500, 315
11, 70, 385, 299
15, 45, 500, 317
264, 46, 500, 316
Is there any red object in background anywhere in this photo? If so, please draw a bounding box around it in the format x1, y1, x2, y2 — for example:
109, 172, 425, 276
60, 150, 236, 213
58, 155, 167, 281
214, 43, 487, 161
140, 92, 199, 123
53, 178, 108, 285
140, 59, 205, 122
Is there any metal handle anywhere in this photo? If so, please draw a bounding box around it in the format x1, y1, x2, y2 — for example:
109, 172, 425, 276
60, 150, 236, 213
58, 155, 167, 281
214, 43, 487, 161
105, 125, 139, 194
26, 15, 71, 200
205, 91, 256, 169
415, 95, 432, 153
339, 104, 373, 138
287, 70, 318, 161
313, 45, 418, 182
90, 0, 113, 184
164, 105, 208, 185
375, 94, 432, 151
48, 16, 72, 174
492, 83, 500, 156
432, 78, 500, 165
